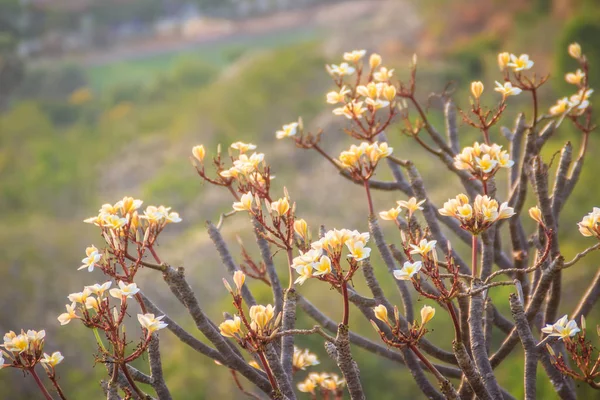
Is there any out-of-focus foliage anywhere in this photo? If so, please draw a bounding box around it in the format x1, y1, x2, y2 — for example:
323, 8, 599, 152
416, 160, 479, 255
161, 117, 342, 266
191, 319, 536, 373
1, 0, 600, 398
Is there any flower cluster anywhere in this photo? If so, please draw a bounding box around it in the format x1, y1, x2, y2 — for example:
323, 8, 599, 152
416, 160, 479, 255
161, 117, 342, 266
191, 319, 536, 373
1, 329, 61, 371
549, 43, 593, 116
84, 197, 181, 230
498, 53, 534, 72
58, 282, 166, 339
371, 304, 437, 348
541, 315, 581, 340
550, 89, 594, 116
438, 194, 515, 234
453, 142, 514, 179
292, 229, 371, 285
337, 141, 393, 180
577, 207, 600, 238
297, 372, 346, 395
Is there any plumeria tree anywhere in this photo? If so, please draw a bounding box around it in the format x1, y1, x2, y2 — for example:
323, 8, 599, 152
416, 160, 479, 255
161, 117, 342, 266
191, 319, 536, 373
2, 43, 600, 399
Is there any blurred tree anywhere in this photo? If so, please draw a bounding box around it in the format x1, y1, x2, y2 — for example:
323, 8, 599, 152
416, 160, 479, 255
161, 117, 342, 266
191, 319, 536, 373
0, 0, 24, 111
555, 10, 600, 92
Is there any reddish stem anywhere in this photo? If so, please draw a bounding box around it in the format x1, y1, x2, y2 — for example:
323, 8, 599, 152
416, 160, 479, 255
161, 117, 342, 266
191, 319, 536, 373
257, 350, 279, 392
446, 300, 462, 342
409, 344, 445, 383
29, 367, 53, 400
341, 281, 350, 326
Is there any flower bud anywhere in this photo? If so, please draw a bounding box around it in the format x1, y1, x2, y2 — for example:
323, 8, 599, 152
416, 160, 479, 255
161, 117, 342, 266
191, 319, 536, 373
568, 43, 581, 59
470, 81, 484, 99
528, 206, 544, 226
222, 278, 233, 294
420, 305, 435, 326
373, 305, 389, 323
370, 319, 382, 333
233, 271, 245, 292
192, 145, 205, 163
497, 52, 510, 70
369, 53, 382, 70
294, 218, 308, 239
382, 84, 397, 102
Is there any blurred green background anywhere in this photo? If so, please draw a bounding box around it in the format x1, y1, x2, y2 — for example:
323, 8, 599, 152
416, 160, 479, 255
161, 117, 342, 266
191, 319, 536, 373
1, 0, 600, 398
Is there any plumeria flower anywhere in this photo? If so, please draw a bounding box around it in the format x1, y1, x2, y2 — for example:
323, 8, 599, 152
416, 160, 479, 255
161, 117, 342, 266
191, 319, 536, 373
276, 122, 299, 139
565, 69, 585, 85
230, 142, 256, 153
249, 304, 275, 332
393, 261, 422, 280
328, 62, 356, 76
4, 333, 30, 353
85, 282, 112, 297
85, 296, 100, 311
569, 88, 593, 110
102, 214, 128, 231
68, 289, 91, 305
409, 239, 437, 257
322, 374, 346, 391
357, 82, 381, 99
270, 198, 290, 217
346, 240, 371, 261
397, 197, 425, 216
373, 67, 394, 82
109, 281, 140, 300
114, 197, 143, 215
507, 54, 534, 71
568, 43, 582, 59
312, 255, 332, 276
365, 97, 390, 109
294, 219, 308, 239
541, 315, 580, 340
326, 86, 351, 104
138, 314, 168, 336
332, 100, 366, 119
549, 97, 570, 116
343, 49, 366, 63
379, 207, 401, 221
297, 377, 317, 393
369, 53, 382, 69
192, 145, 205, 162
420, 305, 435, 325
497, 52, 510, 70
578, 207, 600, 238
292, 347, 320, 370
294, 263, 313, 285
57, 304, 79, 325
219, 316, 241, 337
471, 81, 484, 99
373, 305, 389, 323
494, 81, 522, 98
232, 192, 254, 212
41, 352, 64, 367
79, 245, 102, 272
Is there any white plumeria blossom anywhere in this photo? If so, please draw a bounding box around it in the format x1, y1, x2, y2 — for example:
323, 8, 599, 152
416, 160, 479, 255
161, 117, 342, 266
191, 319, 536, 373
41, 351, 64, 367
276, 122, 299, 139
393, 261, 423, 280
541, 315, 580, 340
109, 281, 140, 300
79, 245, 102, 272
137, 313, 168, 336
